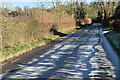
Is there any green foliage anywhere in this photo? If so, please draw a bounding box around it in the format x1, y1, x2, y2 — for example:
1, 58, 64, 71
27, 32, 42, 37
1, 2, 102, 63
68, 5, 86, 19
105, 31, 120, 57
72, 5, 86, 19
50, 3, 99, 19
114, 5, 120, 19
97, 9, 105, 22
98, 10, 103, 17
51, 4, 87, 19
102, 4, 120, 32
8, 11, 18, 17
1, 27, 77, 62
112, 20, 120, 32
64, 4, 74, 15
83, 5, 98, 19
1, 35, 58, 61
1, 7, 76, 62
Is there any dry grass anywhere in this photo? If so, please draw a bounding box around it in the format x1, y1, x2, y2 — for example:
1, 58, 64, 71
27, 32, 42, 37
2, 10, 75, 48
1, 9, 76, 62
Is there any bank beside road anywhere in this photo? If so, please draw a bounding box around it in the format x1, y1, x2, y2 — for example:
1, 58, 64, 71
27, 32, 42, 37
105, 30, 120, 57
1, 23, 120, 80
101, 27, 120, 79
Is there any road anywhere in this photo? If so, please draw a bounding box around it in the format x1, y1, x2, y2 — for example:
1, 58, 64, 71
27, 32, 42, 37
2, 23, 120, 80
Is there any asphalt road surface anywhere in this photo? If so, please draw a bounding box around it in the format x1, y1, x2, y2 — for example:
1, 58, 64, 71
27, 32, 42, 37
1, 23, 120, 80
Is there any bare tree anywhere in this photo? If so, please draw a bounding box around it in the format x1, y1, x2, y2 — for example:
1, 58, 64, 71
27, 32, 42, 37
24, 6, 30, 16
15, 7, 22, 16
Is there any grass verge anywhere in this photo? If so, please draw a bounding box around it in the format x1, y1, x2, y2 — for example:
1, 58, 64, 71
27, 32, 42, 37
104, 28, 120, 58
1, 28, 77, 64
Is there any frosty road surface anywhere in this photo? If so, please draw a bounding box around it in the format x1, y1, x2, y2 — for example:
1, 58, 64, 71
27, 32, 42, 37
2, 23, 120, 80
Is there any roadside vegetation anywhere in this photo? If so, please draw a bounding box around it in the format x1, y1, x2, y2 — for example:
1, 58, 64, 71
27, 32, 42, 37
1, 9, 76, 63
1, 2, 97, 63
101, 3, 120, 56
1, 1, 120, 63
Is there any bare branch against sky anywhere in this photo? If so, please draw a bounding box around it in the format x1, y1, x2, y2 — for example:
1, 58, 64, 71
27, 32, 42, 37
1, 0, 120, 2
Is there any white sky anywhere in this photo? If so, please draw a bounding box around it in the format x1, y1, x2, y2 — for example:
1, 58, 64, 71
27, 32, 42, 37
1, 0, 119, 2
0, 0, 119, 9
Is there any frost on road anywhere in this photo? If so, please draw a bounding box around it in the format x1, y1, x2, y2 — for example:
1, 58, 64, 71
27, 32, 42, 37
2, 24, 119, 80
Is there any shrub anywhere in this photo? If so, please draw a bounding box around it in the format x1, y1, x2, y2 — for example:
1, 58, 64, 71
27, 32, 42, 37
108, 20, 115, 29
112, 20, 120, 32
102, 19, 120, 32
114, 5, 120, 19
8, 11, 19, 17
2, 10, 76, 48
102, 17, 113, 27
79, 17, 92, 25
